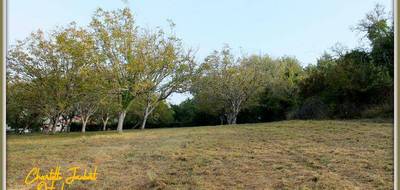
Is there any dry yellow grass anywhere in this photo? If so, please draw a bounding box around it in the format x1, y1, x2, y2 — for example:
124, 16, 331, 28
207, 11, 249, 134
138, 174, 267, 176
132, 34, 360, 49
6, 120, 393, 189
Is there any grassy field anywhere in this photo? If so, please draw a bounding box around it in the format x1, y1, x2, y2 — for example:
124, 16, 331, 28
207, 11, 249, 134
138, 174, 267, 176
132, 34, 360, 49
7, 120, 393, 190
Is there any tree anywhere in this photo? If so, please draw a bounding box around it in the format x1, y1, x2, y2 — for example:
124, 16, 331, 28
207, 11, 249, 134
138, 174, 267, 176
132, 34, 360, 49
6, 81, 42, 131
75, 70, 102, 132
136, 27, 196, 129
354, 4, 394, 77
251, 55, 304, 121
55, 24, 106, 133
171, 99, 197, 126
90, 8, 162, 132
192, 46, 263, 124
96, 88, 119, 131
7, 29, 74, 133
90, 8, 196, 131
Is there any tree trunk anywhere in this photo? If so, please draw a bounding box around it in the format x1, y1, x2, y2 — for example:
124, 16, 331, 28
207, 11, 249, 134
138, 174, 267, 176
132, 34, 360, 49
231, 116, 237, 124
60, 124, 65, 132
102, 117, 109, 131
60, 114, 68, 132
132, 121, 140, 129
66, 118, 72, 132
219, 115, 224, 125
23, 125, 29, 134
141, 113, 149, 130
140, 103, 157, 129
226, 113, 231, 125
51, 116, 58, 134
117, 110, 127, 132
67, 114, 74, 132
141, 106, 151, 130
227, 103, 240, 125
81, 114, 91, 133
226, 114, 232, 125
226, 112, 238, 125
82, 118, 88, 133
64, 117, 70, 133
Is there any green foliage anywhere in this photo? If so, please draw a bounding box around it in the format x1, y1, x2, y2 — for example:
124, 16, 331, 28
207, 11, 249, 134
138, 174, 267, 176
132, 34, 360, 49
171, 99, 196, 125
355, 4, 394, 77
296, 46, 392, 119
7, 28, 81, 132
258, 56, 304, 121
90, 7, 196, 131
6, 82, 42, 130
125, 99, 174, 128
191, 46, 264, 124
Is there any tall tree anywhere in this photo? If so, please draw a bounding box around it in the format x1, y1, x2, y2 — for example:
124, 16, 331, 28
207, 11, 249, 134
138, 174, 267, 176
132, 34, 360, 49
90, 8, 155, 132
56, 24, 105, 133
137, 28, 196, 129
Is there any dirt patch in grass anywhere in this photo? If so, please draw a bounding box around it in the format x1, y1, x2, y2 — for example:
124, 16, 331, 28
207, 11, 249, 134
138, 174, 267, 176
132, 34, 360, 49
6, 120, 393, 189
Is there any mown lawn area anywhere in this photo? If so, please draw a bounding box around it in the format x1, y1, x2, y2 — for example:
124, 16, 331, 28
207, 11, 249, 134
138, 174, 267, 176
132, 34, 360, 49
6, 120, 393, 189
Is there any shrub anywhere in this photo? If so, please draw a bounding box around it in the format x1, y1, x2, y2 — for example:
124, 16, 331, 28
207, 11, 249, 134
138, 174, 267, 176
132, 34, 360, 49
287, 97, 330, 119
361, 104, 394, 118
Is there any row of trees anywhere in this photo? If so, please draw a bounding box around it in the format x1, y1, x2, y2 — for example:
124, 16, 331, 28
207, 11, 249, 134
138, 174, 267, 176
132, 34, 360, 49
7, 5, 394, 133
7, 8, 196, 133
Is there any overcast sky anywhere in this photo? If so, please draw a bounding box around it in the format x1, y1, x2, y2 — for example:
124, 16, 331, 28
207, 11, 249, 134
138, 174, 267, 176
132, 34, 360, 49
8, 0, 393, 104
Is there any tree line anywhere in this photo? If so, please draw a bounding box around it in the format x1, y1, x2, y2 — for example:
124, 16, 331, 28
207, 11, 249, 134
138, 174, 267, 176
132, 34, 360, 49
6, 5, 394, 133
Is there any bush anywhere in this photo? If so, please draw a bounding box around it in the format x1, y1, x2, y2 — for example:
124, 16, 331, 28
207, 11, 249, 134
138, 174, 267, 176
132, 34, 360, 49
334, 102, 361, 119
287, 97, 330, 119
361, 104, 393, 119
